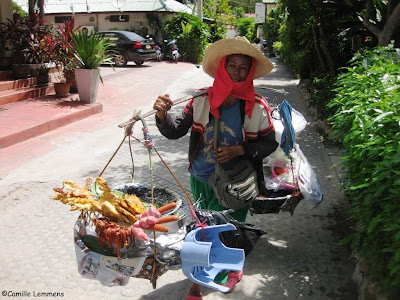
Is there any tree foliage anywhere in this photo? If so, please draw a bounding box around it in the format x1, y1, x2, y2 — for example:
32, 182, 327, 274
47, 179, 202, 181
279, 0, 367, 79
328, 45, 400, 291
362, 0, 400, 46
203, 0, 234, 42
162, 13, 209, 63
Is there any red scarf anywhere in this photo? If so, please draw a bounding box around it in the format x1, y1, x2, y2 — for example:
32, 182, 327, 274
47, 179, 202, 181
207, 56, 256, 118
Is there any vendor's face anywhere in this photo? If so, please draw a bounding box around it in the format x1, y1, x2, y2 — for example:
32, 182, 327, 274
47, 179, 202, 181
225, 54, 252, 82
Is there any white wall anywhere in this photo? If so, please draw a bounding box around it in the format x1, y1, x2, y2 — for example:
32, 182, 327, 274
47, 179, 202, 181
0, 0, 13, 23
45, 12, 173, 41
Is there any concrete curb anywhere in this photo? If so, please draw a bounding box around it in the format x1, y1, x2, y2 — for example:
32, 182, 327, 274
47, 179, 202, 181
0, 98, 102, 148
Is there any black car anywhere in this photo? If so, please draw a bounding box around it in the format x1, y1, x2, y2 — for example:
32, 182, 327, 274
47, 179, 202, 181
99, 30, 157, 66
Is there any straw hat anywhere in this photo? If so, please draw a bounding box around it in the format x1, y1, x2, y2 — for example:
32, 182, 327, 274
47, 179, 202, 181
202, 36, 274, 79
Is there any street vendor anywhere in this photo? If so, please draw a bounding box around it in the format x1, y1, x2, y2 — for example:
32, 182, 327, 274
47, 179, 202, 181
153, 36, 278, 299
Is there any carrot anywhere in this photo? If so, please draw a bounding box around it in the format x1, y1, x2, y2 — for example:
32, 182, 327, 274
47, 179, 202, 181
146, 224, 170, 232
157, 215, 179, 224
158, 202, 177, 214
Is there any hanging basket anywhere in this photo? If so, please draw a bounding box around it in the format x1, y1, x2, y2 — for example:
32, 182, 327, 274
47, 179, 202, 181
74, 183, 187, 287
250, 190, 303, 215
71, 113, 192, 287
113, 183, 183, 217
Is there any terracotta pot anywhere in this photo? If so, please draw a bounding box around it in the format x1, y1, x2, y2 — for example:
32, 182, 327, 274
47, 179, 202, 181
54, 82, 71, 96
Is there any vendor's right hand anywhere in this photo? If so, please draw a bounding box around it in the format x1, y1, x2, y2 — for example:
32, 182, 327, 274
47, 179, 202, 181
154, 94, 173, 122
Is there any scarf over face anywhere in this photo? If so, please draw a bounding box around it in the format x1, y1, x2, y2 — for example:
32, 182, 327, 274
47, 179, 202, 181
207, 56, 256, 118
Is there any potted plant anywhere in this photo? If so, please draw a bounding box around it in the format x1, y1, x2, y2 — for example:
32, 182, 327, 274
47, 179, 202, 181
56, 18, 81, 92
36, 63, 50, 85
6, 13, 30, 79
0, 21, 13, 70
24, 15, 53, 77
52, 49, 72, 96
70, 29, 114, 103
51, 19, 80, 96
34, 33, 57, 86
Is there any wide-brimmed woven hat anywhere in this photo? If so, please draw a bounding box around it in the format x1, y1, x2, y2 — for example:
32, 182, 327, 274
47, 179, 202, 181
202, 36, 274, 79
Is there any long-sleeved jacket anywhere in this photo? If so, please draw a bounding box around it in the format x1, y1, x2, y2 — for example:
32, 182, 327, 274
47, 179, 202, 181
156, 90, 279, 193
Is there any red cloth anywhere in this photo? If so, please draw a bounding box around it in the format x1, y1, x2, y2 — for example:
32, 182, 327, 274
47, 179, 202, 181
207, 56, 256, 118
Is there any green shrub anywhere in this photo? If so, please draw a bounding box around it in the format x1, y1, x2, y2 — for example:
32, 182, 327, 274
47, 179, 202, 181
308, 74, 337, 120
236, 17, 254, 37
328, 44, 400, 291
162, 13, 209, 63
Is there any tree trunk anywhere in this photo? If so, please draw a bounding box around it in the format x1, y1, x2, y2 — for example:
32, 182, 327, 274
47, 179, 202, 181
363, 0, 400, 46
379, 2, 400, 45
312, 24, 328, 74
28, 0, 35, 16
38, 0, 44, 21
316, 21, 336, 77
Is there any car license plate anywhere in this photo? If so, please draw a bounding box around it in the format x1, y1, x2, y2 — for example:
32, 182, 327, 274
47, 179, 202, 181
146, 45, 151, 50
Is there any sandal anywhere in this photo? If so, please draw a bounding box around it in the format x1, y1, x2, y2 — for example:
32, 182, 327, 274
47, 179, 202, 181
186, 294, 202, 300
222, 270, 243, 294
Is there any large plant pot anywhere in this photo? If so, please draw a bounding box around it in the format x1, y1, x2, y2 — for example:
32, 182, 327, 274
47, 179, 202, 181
74, 68, 100, 103
54, 82, 71, 96
36, 74, 50, 85
12, 65, 31, 79
0, 57, 12, 70
28, 64, 41, 76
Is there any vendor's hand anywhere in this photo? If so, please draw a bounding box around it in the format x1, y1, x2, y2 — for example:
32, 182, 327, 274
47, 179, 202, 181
154, 94, 173, 122
215, 145, 244, 164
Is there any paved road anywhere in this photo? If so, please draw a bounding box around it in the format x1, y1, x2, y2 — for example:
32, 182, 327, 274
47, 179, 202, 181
0, 59, 358, 300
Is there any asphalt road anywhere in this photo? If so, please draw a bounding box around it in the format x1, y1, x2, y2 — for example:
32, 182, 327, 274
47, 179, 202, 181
0, 58, 358, 300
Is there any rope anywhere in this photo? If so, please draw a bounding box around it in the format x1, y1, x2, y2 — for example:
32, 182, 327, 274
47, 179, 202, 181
134, 116, 158, 289
98, 135, 127, 178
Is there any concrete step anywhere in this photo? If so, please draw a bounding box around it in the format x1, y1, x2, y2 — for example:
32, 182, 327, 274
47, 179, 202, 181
0, 70, 12, 81
0, 68, 59, 106
0, 77, 38, 92
0, 84, 55, 106
0, 94, 103, 149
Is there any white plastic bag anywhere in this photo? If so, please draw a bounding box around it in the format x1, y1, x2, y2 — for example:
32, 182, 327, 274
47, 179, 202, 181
293, 144, 323, 207
74, 218, 146, 287
272, 107, 307, 144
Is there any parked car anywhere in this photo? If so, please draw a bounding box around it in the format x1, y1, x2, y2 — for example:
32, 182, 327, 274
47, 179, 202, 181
98, 30, 157, 67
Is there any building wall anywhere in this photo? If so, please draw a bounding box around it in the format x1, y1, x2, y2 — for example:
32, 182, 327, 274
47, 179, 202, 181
45, 12, 174, 42
266, 4, 279, 15
0, 0, 13, 23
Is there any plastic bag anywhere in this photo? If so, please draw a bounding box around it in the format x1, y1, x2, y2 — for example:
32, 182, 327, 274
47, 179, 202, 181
293, 144, 323, 207
74, 218, 146, 287
266, 159, 296, 191
272, 106, 307, 144
74, 214, 187, 286
263, 144, 323, 207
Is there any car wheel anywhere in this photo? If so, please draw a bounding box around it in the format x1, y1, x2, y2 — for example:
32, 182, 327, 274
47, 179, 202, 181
134, 60, 144, 66
114, 54, 127, 67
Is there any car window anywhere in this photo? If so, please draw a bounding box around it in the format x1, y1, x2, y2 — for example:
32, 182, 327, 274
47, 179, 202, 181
122, 31, 144, 41
102, 33, 119, 42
